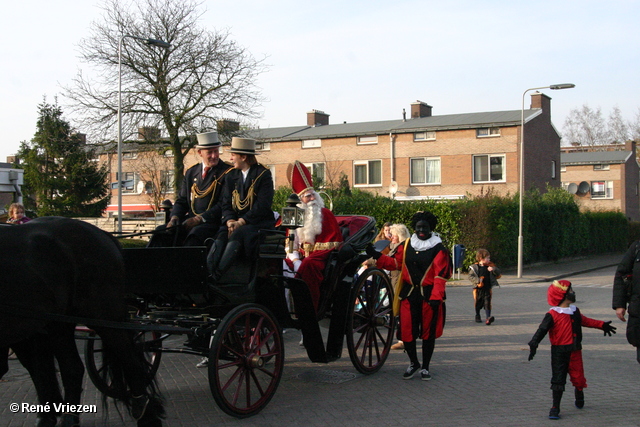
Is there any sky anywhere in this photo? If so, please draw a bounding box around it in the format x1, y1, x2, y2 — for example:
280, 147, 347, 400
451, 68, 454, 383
1, 0, 639, 161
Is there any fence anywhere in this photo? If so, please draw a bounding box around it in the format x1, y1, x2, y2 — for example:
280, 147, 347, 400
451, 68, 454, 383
75, 217, 160, 240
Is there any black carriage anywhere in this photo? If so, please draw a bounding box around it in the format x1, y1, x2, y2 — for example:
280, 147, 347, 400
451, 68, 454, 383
83, 215, 395, 418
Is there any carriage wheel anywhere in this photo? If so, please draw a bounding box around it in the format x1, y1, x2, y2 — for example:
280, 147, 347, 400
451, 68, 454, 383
346, 268, 395, 374
208, 303, 284, 418
85, 330, 162, 398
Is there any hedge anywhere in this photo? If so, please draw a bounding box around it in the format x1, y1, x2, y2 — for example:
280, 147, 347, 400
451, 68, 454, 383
273, 186, 629, 269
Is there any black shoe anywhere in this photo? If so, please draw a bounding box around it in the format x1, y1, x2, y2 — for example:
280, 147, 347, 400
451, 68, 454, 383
485, 316, 495, 325
475, 314, 482, 323
420, 369, 431, 381
402, 364, 420, 379
575, 389, 584, 409
548, 406, 560, 420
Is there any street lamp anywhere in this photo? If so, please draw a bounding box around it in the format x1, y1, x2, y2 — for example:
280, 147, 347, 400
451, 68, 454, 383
517, 83, 575, 278
117, 35, 171, 233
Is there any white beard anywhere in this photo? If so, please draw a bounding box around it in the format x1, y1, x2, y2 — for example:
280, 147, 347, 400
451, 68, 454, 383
297, 192, 324, 244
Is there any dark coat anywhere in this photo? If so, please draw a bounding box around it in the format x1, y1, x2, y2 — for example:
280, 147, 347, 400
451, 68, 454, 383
171, 161, 232, 224
220, 163, 274, 229
613, 240, 640, 346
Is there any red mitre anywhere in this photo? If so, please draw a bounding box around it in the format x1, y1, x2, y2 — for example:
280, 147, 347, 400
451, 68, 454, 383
288, 161, 314, 197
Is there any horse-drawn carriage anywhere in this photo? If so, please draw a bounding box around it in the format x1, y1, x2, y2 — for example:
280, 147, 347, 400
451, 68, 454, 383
48, 213, 395, 419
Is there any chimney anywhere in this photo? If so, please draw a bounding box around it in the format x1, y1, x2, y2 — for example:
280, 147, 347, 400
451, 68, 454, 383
410, 101, 432, 118
307, 109, 329, 126
530, 92, 552, 116
138, 126, 161, 141
217, 119, 240, 134
625, 140, 636, 155
402, 108, 406, 121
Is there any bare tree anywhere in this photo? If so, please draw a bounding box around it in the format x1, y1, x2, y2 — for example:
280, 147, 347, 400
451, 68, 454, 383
64, 0, 266, 191
608, 106, 630, 144
136, 148, 174, 211
630, 107, 640, 143
562, 104, 609, 147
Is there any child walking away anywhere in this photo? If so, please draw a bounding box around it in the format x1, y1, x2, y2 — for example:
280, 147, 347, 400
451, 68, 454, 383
468, 249, 501, 324
528, 280, 616, 420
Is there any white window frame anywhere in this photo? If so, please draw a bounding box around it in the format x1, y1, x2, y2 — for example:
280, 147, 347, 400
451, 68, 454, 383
414, 131, 436, 141
304, 162, 326, 186
591, 180, 613, 199
122, 151, 138, 160
161, 170, 175, 193
353, 160, 382, 187
302, 139, 321, 149
473, 154, 506, 183
268, 164, 276, 189
357, 135, 378, 145
476, 127, 500, 138
410, 157, 441, 185
593, 164, 610, 171
256, 142, 271, 151
119, 172, 140, 194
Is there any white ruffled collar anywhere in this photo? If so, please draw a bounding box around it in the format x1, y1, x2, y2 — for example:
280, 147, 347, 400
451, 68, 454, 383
550, 305, 576, 314
410, 232, 442, 251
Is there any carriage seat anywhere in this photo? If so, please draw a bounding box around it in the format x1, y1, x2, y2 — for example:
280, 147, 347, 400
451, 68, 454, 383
214, 230, 286, 289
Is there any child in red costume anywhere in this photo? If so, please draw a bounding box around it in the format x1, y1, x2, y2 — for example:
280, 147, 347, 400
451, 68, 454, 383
528, 280, 616, 419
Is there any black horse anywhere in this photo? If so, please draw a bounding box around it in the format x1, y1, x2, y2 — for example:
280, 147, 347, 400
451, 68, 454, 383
0, 217, 164, 426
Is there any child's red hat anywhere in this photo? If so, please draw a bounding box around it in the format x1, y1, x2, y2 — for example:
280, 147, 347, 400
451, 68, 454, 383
547, 279, 571, 306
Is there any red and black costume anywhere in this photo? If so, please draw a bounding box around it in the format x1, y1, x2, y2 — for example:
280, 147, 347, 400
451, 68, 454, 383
530, 305, 605, 391
376, 234, 452, 370
528, 279, 615, 419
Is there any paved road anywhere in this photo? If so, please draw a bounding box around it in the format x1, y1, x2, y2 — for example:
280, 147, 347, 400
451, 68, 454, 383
2, 261, 638, 427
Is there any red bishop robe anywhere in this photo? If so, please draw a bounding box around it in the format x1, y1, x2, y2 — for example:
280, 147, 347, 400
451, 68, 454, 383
295, 207, 343, 311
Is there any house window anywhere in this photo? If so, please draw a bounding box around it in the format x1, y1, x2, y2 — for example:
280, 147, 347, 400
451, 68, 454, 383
551, 160, 556, 179
591, 181, 613, 199
357, 135, 378, 145
117, 172, 140, 194
414, 131, 436, 141
256, 142, 271, 151
410, 157, 441, 185
476, 127, 500, 138
304, 162, 326, 186
161, 170, 175, 193
473, 154, 505, 183
302, 139, 321, 148
354, 160, 382, 186
593, 164, 610, 171
122, 152, 138, 160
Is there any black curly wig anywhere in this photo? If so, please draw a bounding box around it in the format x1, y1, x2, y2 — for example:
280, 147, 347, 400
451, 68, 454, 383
410, 211, 437, 231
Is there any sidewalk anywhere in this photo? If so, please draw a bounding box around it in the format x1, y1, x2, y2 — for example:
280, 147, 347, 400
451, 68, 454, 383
498, 252, 623, 284
451, 252, 624, 286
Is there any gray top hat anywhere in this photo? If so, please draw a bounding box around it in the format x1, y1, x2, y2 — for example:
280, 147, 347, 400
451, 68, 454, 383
229, 137, 259, 155
195, 131, 221, 149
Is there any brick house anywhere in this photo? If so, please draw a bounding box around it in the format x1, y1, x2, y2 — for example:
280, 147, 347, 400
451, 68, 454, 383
100, 93, 562, 216
560, 141, 640, 221
249, 92, 561, 201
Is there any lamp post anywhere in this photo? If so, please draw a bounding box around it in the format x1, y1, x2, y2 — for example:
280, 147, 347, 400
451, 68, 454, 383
117, 35, 171, 233
517, 83, 575, 278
